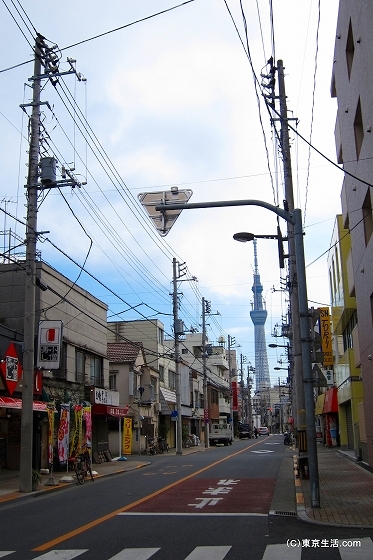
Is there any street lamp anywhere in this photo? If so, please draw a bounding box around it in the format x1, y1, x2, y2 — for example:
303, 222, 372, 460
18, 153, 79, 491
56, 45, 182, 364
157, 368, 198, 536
232, 218, 319, 507
153, 196, 319, 508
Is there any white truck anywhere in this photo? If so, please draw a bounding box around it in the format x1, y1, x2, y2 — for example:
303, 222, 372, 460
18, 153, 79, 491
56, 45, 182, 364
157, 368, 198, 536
209, 423, 233, 446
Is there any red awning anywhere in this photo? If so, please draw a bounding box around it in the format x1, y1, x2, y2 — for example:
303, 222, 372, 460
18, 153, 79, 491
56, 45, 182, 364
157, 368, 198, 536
0, 396, 49, 411
92, 404, 129, 417
323, 388, 338, 414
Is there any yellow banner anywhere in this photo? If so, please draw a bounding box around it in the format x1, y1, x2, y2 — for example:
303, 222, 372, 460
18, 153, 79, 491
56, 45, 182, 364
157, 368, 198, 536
319, 307, 333, 366
123, 418, 132, 455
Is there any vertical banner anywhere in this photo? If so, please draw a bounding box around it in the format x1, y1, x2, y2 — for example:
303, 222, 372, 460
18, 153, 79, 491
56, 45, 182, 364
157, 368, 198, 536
319, 307, 333, 366
123, 417, 132, 455
58, 404, 70, 466
47, 404, 55, 466
83, 406, 92, 457
70, 405, 82, 457
232, 381, 238, 411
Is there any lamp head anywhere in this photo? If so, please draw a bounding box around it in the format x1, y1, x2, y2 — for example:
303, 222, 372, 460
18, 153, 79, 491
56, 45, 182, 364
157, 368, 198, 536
233, 232, 255, 243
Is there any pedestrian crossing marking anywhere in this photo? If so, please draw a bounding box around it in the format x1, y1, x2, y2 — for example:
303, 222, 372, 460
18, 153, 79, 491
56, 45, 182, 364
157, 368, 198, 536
35, 551, 88, 559
339, 537, 373, 560
184, 546, 231, 560
0, 541, 372, 559
263, 543, 300, 559
108, 548, 160, 560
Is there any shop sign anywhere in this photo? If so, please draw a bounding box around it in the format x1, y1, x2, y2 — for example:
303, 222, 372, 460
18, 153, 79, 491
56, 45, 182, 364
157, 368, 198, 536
0, 342, 22, 396
37, 320, 63, 369
123, 417, 132, 455
319, 307, 333, 366
94, 387, 119, 406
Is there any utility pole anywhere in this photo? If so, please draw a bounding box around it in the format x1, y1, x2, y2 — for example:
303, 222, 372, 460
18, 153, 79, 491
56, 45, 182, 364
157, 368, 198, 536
277, 59, 306, 441
172, 258, 183, 455
19, 34, 44, 494
19, 36, 82, 492
201, 297, 209, 448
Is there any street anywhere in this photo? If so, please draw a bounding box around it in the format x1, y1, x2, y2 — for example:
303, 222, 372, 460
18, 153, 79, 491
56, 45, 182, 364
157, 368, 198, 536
1, 436, 373, 559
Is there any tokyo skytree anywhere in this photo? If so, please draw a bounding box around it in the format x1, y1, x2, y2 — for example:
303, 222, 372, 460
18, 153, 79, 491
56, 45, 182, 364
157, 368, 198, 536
250, 239, 270, 391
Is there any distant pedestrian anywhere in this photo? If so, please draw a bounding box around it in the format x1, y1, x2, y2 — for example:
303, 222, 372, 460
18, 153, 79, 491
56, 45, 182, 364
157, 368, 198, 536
254, 427, 258, 439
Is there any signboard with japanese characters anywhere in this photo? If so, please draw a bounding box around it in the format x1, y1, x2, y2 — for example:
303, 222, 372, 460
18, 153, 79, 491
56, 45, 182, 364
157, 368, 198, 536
319, 307, 333, 366
37, 320, 63, 369
94, 387, 119, 406
0, 342, 22, 396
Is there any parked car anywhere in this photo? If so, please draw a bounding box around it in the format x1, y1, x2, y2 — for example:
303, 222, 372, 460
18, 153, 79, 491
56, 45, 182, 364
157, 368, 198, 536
238, 423, 252, 439
259, 426, 269, 436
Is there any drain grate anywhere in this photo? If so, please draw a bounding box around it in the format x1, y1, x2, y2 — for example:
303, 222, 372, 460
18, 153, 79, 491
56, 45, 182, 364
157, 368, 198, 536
273, 510, 297, 517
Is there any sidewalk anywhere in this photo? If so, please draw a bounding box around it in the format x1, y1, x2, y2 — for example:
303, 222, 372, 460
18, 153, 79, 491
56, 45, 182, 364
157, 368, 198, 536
295, 445, 373, 527
0, 445, 205, 503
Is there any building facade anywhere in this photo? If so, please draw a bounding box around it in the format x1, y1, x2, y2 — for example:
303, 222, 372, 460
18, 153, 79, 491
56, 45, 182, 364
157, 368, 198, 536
331, 0, 373, 465
0, 261, 110, 470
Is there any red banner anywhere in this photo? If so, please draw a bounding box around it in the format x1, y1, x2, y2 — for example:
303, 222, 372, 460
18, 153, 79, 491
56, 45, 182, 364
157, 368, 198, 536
232, 381, 238, 411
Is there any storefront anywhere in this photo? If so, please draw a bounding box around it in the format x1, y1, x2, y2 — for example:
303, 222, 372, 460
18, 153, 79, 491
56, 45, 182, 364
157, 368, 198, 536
0, 397, 49, 470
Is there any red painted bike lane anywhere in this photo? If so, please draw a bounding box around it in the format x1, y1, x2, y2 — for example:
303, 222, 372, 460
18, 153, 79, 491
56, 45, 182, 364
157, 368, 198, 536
127, 476, 276, 514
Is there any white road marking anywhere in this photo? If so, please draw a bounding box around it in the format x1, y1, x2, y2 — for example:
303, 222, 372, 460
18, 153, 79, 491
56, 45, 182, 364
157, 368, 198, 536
339, 537, 373, 560
108, 548, 160, 560
251, 450, 274, 454
262, 543, 301, 559
184, 546, 232, 560
36, 551, 88, 560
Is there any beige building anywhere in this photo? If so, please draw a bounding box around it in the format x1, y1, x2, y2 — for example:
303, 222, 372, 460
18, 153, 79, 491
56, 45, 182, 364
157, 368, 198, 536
331, 0, 373, 465
0, 261, 109, 470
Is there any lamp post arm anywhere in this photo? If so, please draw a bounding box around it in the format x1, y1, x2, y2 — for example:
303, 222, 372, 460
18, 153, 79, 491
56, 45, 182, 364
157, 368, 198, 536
155, 199, 295, 225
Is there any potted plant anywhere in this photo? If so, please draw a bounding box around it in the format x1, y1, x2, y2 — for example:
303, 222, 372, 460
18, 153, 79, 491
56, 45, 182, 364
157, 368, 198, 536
32, 469, 42, 491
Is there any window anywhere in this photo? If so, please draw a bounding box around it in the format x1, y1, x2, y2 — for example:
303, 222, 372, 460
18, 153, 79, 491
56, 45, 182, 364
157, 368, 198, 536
362, 189, 373, 245
76, 350, 85, 383
346, 20, 355, 79
150, 376, 157, 400
169, 370, 176, 390
159, 365, 164, 382
109, 374, 117, 390
158, 328, 164, 345
354, 98, 364, 160
181, 348, 189, 355
211, 389, 219, 404
90, 356, 102, 386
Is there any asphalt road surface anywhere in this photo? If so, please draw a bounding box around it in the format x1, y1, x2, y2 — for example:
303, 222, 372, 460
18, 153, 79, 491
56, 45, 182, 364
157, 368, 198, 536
1, 435, 373, 559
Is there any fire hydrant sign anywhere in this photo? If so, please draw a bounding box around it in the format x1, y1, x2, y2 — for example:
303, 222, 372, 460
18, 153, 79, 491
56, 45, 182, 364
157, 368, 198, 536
37, 320, 63, 369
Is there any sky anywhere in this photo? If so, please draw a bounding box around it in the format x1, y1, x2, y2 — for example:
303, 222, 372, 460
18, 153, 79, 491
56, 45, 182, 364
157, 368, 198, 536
0, 0, 342, 385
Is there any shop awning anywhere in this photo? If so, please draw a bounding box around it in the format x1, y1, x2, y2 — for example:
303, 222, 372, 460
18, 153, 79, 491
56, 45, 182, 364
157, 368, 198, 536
92, 404, 129, 417
323, 388, 338, 414
315, 393, 326, 415
0, 396, 49, 411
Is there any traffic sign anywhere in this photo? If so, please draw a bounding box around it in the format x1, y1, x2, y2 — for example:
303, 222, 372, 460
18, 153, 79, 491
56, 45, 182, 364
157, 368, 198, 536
138, 187, 192, 236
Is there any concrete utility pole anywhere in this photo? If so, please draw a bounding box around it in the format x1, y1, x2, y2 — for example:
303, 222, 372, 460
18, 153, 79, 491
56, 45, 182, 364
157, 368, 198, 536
172, 258, 183, 455
19, 35, 44, 494
277, 59, 306, 439
19, 36, 82, 492
201, 297, 209, 448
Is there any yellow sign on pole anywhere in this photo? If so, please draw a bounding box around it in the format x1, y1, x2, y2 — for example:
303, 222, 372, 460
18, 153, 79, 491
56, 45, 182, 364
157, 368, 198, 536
123, 417, 132, 455
319, 307, 333, 366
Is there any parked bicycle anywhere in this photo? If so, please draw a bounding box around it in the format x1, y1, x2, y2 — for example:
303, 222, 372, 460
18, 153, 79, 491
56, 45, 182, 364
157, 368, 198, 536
157, 437, 169, 453
74, 449, 94, 484
147, 437, 157, 455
